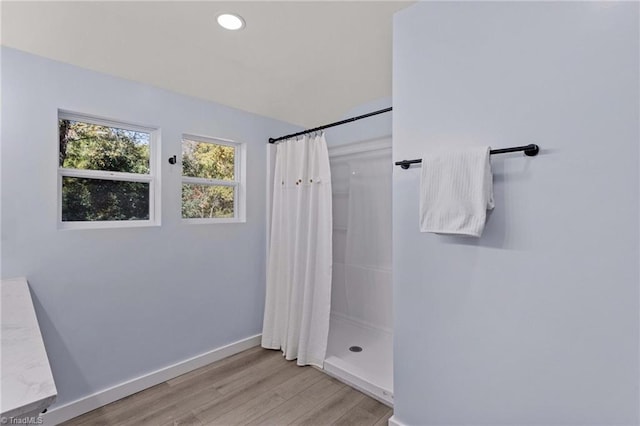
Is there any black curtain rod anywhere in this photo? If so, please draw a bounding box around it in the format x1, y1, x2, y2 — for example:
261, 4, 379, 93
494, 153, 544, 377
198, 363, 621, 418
395, 144, 540, 169
268, 107, 392, 144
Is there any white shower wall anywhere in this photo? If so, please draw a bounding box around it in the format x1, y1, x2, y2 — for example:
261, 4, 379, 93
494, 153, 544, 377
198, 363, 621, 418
325, 138, 394, 405
329, 139, 393, 332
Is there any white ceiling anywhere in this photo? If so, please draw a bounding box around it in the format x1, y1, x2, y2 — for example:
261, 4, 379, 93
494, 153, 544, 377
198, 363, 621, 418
1, 1, 411, 127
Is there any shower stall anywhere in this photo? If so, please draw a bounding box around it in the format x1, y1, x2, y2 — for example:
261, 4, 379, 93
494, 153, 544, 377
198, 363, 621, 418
264, 135, 393, 405
324, 137, 393, 405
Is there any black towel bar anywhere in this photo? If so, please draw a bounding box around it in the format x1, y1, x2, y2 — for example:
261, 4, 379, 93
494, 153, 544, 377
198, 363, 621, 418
394, 144, 539, 169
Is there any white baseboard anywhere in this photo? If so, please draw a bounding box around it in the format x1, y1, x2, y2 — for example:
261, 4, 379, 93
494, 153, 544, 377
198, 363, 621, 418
388, 415, 408, 426
41, 334, 261, 426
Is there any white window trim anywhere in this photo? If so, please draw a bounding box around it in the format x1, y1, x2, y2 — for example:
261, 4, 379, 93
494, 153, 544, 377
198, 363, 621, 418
181, 133, 246, 224
57, 110, 161, 230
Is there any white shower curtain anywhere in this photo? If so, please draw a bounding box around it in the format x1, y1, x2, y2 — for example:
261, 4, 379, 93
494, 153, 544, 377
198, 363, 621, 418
261, 133, 333, 367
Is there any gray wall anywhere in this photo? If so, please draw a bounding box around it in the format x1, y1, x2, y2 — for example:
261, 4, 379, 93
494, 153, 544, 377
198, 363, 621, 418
324, 97, 392, 147
1, 47, 299, 408
392, 2, 639, 425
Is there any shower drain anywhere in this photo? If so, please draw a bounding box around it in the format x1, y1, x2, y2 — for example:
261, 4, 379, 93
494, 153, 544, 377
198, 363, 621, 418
349, 346, 363, 352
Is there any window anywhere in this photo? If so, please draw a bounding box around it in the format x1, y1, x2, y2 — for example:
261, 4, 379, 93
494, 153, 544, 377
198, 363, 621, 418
181, 134, 245, 222
58, 111, 160, 229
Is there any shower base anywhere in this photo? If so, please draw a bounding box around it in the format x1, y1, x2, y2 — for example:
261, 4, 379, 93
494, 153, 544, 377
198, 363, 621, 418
324, 315, 393, 406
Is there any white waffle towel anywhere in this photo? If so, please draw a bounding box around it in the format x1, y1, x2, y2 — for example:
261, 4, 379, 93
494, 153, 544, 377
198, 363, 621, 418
419, 146, 494, 237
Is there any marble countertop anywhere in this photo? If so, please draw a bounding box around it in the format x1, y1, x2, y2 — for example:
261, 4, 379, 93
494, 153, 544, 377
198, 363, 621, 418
1, 277, 57, 419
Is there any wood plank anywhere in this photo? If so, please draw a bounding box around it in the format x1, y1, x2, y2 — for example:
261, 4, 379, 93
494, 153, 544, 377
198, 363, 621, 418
192, 358, 305, 423
297, 375, 346, 404
333, 408, 380, 426
167, 346, 265, 387
289, 386, 365, 425
372, 409, 393, 426
62, 382, 173, 426
208, 351, 288, 395
271, 365, 325, 400
333, 397, 392, 426
168, 348, 281, 393
116, 352, 282, 426
354, 396, 392, 419
104, 376, 222, 426
245, 373, 343, 426
244, 394, 320, 426
205, 391, 286, 425
91, 382, 217, 426
160, 412, 204, 426
208, 367, 324, 426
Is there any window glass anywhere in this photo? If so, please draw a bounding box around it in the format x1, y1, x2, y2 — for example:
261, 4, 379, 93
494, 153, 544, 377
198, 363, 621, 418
182, 184, 234, 219
182, 139, 235, 181
59, 119, 150, 173
58, 112, 158, 227
62, 177, 150, 221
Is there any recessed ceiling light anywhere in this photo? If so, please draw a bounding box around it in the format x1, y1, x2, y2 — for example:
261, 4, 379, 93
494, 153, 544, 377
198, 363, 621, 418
217, 13, 245, 31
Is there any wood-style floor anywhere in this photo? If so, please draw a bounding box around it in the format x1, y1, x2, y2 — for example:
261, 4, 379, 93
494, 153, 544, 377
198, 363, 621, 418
61, 346, 393, 426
